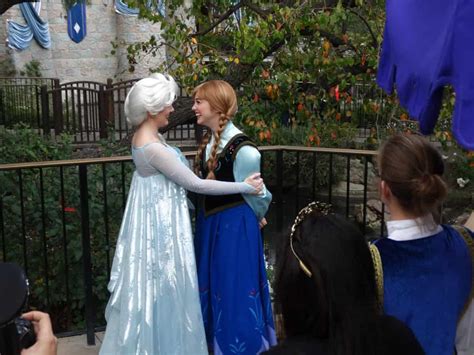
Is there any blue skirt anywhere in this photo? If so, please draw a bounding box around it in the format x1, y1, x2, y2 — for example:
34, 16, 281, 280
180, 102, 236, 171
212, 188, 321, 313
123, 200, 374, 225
195, 204, 277, 354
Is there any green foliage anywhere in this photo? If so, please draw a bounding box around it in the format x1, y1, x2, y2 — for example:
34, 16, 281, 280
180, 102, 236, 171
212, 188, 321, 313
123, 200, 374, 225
0, 58, 43, 78
0, 124, 72, 163
0, 125, 133, 330
124, 1, 385, 145
442, 146, 474, 192
0, 87, 40, 128
0, 57, 17, 77
0, 60, 45, 128
62, 0, 88, 11
18, 60, 42, 78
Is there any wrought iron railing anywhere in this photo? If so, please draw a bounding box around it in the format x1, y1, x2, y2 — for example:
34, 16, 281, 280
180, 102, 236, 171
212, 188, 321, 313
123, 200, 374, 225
0, 77, 197, 145
0, 146, 380, 345
1, 77, 405, 144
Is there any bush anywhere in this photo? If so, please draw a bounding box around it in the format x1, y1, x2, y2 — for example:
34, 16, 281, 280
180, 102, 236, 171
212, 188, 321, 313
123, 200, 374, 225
0, 125, 134, 331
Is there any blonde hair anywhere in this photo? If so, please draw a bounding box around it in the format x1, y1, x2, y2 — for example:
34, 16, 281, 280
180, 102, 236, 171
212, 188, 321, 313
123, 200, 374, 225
124, 73, 179, 126
193, 80, 238, 179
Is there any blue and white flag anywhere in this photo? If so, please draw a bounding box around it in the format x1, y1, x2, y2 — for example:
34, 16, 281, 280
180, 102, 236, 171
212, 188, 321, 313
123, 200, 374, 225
67, 2, 87, 43
7, 1, 51, 50
115, 0, 165, 17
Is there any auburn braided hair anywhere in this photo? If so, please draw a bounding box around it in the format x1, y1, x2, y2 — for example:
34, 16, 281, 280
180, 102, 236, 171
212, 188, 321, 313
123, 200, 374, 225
193, 80, 237, 179
194, 131, 211, 177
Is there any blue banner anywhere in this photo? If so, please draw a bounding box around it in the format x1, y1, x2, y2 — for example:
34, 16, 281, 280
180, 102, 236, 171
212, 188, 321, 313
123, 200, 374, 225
67, 2, 87, 43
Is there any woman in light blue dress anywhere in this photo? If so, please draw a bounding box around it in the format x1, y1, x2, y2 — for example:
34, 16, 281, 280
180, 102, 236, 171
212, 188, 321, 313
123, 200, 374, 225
99, 74, 264, 355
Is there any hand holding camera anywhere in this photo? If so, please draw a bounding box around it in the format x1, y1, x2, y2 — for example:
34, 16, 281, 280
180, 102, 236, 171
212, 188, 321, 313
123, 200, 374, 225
0, 263, 56, 355
20, 312, 57, 355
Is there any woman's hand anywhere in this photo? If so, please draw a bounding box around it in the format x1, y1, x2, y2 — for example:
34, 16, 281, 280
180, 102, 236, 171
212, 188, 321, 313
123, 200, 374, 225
21, 311, 57, 355
244, 173, 264, 195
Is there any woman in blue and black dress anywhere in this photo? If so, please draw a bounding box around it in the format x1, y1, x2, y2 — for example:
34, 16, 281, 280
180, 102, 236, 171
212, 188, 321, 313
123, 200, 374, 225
192, 80, 277, 354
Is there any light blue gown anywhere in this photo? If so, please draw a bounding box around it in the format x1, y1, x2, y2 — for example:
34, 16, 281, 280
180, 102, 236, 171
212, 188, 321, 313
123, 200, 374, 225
100, 138, 256, 355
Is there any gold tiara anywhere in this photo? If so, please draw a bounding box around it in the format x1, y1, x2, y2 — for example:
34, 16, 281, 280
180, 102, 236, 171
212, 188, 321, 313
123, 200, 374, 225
289, 201, 332, 278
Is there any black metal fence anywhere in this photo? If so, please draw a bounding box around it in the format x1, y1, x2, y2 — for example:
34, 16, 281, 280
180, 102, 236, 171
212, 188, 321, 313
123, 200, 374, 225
1, 77, 405, 144
0, 77, 197, 145
0, 77, 59, 129
0, 146, 382, 345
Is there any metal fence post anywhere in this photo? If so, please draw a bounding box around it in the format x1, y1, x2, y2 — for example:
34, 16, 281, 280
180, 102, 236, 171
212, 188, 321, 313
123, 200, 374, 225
52, 88, 63, 135
98, 87, 108, 139
52, 79, 63, 135
0, 87, 5, 126
79, 165, 96, 346
276, 150, 284, 233
40, 85, 50, 137
106, 78, 114, 125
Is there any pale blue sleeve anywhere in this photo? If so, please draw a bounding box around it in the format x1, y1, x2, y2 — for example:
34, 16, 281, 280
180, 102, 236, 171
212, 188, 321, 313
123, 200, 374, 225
170, 146, 189, 167
143, 143, 256, 195
233, 145, 272, 220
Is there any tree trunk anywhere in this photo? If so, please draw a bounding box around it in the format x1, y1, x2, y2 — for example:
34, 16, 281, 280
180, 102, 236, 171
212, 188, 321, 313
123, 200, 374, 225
1, 0, 38, 15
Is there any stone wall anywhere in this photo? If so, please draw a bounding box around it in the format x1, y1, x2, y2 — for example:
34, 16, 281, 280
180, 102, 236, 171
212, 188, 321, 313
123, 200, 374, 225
0, 0, 166, 82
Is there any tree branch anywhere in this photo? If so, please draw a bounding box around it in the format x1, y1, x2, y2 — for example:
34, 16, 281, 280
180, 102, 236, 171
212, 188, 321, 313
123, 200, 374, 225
347, 8, 378, 48
243, 1, 271, 18
164, 2, 377, 131
191, 1, 244, 37
301, 27, 358, 53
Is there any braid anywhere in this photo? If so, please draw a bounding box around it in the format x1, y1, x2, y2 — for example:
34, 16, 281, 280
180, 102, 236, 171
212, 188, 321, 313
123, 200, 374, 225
194, 131, 211, 176
206, 113, 230, 180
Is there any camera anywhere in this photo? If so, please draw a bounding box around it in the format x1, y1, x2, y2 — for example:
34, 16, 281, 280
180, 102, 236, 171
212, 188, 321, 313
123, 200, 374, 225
0, 263, 36, 355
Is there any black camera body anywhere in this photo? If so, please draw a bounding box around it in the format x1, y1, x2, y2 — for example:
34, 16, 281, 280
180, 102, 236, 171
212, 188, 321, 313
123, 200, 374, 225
0, 263, 36, 355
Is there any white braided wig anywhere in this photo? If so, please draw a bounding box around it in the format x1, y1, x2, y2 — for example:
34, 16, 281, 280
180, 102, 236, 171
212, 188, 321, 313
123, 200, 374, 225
124, 73, 179, 126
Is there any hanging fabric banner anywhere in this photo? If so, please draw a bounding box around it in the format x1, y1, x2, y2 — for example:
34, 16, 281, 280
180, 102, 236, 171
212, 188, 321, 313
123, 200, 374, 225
115, 0, 165, 17
7, 1, 51, 50
115, 0, 139, 16
67, 2, 87, 43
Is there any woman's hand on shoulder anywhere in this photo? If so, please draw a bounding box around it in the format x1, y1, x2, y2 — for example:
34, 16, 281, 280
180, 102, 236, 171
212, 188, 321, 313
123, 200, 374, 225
244, 173, 264, 195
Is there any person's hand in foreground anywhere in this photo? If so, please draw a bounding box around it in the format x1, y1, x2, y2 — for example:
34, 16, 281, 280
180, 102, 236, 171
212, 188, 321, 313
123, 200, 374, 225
21, 311, 57, 355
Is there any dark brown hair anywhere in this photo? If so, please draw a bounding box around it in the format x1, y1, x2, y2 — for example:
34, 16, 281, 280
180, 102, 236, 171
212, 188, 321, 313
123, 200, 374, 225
378, 133, 447, 217
275, 213, 378, 354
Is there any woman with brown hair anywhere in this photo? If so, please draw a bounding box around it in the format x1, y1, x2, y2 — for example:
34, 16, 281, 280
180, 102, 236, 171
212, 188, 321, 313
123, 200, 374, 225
372, 133, 474, 355
192, 80, 276, 354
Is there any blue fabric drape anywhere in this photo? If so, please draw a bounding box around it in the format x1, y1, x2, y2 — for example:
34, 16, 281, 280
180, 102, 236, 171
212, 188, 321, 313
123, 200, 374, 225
7, 2, 51, 50
115, 0, 165, 17
377, 0, 474, 150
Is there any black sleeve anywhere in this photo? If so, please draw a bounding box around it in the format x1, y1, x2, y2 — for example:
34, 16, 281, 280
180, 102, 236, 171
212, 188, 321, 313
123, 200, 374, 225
375, 315, 426, 355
